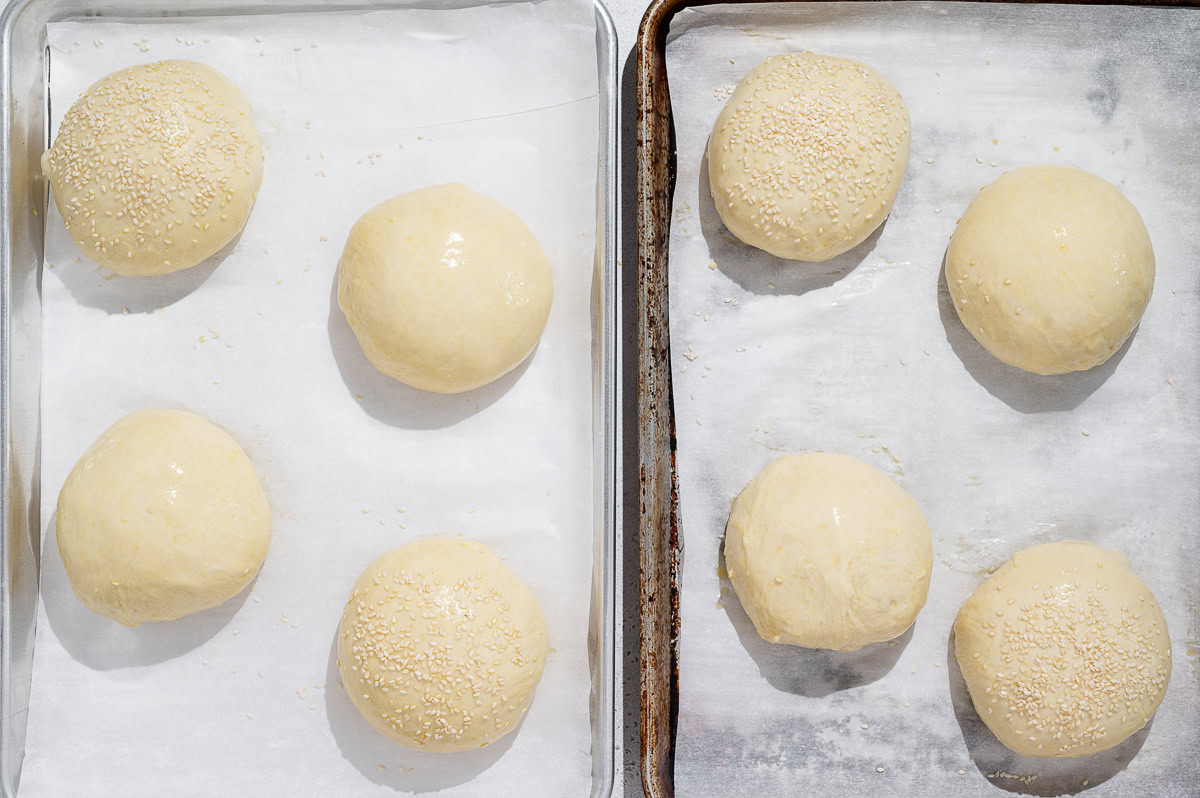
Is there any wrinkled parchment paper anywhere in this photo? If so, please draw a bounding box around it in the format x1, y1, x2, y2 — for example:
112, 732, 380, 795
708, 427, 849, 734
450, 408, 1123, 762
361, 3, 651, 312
23, 2, 601, 795
665, 3, 1200, 795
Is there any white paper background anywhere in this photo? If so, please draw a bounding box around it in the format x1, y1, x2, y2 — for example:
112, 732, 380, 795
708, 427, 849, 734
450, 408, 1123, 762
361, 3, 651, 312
665, 3, 1200, 796
22, 3, 601, 796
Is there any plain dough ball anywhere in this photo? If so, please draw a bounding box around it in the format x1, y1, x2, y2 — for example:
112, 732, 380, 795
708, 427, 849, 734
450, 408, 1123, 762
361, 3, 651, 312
954, 540, 1170, 757
56, 409, 272, 626
41, 60, 263, 276
946, 165, 1155, 375
725, 453, 932, 652
337, 184, 553, 394
337, 538, 548, 751
707, 53, 911, 262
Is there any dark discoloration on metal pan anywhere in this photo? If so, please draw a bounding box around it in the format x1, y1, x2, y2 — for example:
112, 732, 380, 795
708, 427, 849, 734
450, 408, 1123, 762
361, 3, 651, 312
634, 1, 1197, 796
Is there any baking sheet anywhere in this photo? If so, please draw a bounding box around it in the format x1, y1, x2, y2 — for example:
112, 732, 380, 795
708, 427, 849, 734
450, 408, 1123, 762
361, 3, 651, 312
21, 2, 601, 795
664, 3, 1200, 795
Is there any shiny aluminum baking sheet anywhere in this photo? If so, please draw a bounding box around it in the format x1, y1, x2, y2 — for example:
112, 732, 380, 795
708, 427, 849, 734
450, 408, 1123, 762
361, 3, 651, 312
663, 2, 1200, 795
0, 0, 616, 795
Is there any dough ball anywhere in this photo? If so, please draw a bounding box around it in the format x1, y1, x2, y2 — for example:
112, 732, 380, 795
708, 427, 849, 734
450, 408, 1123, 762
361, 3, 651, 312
337, 184, 553, 394
725, 453, 932, 652
337, 538, 548, 751
954, 540, 1170, 757
707, 53, 910, 262
946, 165, 1155, 375
56, 409, 272, 626
41, 60, 263, 276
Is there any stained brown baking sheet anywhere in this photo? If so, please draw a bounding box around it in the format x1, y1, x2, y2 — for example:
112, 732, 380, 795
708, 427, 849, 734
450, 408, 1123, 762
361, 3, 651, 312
635, 2, 1200, 797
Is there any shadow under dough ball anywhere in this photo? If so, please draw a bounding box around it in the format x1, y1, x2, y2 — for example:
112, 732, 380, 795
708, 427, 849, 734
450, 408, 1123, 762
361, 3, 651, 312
41, 60, 263, 276
336, 538, 549, 752
707, 52, 911, 262
55, 409, 272, 627
946, 165, 1155, 375
336, 183, 553, 395
953, 540, 1170, 758
725, 453, 932, 652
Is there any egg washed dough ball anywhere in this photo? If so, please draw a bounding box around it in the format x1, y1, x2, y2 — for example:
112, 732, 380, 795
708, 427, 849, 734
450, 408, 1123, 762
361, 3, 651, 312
946, 165, 1155, 375
707, 52, 911, 262
725, 453, 932, 652
41, 59, 263, 276
337, 184, 553, 394
56, 409, 272, 627
337, 538, 549, 752
954, 540, 1170, 758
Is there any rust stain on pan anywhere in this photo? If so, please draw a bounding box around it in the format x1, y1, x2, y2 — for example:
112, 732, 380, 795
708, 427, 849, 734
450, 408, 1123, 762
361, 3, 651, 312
634, 0, 1197, 796
636, 1, 686, 796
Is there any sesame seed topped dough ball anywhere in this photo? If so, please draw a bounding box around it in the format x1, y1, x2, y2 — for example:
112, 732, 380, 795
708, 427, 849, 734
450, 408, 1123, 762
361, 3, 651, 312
336, 538, 549, 752
55, 409, 272, 627
707, 53, 911, 262
954, 540, 1171, 758
725, 453, 932, 652
41, 60, 263, 276
337, 184, 553, 394
946, 166, 1154, 375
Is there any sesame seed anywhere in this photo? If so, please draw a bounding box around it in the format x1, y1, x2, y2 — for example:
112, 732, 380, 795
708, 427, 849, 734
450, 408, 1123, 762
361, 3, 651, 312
42, 61, 260, 273
710, 54, 908, 253
337, 543, 545, 747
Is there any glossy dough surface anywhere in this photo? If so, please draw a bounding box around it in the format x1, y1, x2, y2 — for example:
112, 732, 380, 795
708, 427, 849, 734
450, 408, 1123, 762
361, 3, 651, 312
336, 183, 553, 394
336, 538, 549, 752
954, 540, 1171, 757
707, 52, 911, 262
725, 453, 932, 652
946, 165, 1155, 375
56, 409, 272, 626
41, 60, 263, 276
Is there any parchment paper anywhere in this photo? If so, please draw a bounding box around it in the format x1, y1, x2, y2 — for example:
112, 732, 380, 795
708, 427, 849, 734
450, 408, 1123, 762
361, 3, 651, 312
665, 3, 1200, 795
22, 3, 600, 795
